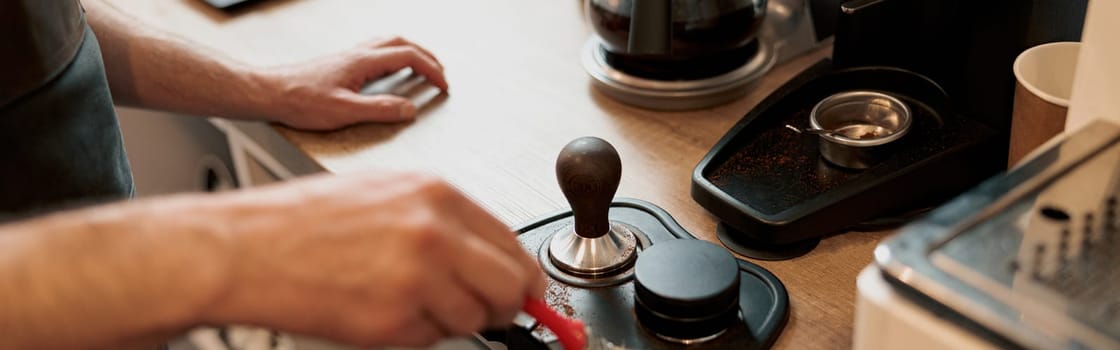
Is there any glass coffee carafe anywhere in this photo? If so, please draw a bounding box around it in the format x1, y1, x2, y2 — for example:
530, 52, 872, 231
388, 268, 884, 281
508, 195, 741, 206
586, 0, 768, 80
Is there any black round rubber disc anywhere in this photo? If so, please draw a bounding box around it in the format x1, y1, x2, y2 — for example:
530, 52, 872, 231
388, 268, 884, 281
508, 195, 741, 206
634, 239, 741, 340
717, 223, 819, 261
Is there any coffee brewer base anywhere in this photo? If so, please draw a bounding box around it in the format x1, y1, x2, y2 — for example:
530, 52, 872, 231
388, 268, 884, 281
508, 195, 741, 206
581, 37, 776, 111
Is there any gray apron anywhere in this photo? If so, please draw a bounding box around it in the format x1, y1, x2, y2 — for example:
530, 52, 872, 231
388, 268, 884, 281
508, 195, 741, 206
1, 0, 134, 216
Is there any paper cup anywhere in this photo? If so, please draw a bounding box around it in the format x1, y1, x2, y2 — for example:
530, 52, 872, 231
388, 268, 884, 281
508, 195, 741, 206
1008, 42, 1080, 167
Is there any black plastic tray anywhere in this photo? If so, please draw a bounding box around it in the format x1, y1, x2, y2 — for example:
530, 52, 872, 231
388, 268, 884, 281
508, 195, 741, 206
691, 59, 1003, 248
483, 198, 789, 349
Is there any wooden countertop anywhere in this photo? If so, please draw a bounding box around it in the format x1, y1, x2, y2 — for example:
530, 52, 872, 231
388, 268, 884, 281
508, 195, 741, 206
108, 0, 892, 348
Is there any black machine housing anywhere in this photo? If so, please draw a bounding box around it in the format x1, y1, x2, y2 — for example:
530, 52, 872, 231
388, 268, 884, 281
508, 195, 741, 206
691, 0, 1088, 253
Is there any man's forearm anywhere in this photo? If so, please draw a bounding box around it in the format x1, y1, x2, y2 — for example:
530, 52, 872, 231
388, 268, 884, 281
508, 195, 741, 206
0, 196, 230, 349
83, 0, 281, 121
82, 0, 452, 129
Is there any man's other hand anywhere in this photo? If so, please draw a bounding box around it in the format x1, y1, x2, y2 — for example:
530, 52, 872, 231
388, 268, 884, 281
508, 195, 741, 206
256, 37, 449, 130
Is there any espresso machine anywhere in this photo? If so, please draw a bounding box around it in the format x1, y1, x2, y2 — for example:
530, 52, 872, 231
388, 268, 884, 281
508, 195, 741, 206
860, 121, 1120, 349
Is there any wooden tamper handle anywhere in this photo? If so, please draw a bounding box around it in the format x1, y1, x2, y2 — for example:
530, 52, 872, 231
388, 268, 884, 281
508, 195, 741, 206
556, 137, 622, 239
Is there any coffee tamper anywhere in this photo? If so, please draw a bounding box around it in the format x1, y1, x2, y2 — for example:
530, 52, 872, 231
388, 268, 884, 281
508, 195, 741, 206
548, 137, 638, 276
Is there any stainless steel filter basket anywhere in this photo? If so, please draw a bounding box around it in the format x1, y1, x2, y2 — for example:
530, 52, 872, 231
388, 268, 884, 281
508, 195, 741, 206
810, 91, 912, 169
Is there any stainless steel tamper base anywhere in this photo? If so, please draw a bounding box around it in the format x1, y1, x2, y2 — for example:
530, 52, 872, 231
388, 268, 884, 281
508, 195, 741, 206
548, 222, 638, 276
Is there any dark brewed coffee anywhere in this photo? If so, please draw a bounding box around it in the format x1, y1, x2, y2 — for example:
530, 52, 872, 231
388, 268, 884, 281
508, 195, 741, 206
603, 39, 760, 81
587, 0, 765, 80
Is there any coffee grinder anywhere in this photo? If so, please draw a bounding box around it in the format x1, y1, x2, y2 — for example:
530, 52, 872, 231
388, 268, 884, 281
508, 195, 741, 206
691, 0, 1089, 259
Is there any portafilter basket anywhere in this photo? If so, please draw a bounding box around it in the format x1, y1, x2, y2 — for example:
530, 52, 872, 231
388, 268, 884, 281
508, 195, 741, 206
810, 91, 912, 169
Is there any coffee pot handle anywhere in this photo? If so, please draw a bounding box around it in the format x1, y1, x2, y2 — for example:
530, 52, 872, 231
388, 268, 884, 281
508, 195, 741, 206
627, 0, 671, 55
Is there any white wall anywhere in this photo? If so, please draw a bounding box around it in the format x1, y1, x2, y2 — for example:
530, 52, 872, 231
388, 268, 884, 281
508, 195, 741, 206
1065, 0, 1120, 131
116, 107, 237, 196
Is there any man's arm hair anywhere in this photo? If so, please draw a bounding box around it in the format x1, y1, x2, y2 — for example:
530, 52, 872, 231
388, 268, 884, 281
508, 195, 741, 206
83, 0, 279, 121
0, 195, 230, 349
82, 0, 451, 129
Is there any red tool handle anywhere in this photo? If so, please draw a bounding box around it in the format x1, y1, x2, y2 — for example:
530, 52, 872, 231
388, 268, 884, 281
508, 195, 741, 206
523, 298, 588, 350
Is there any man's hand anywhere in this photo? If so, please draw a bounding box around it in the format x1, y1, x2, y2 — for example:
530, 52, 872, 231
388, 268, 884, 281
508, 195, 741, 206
86, 0, 448, 130
202, 173, 542, 347
0, 173, 546, 349
257, 37, 450, 130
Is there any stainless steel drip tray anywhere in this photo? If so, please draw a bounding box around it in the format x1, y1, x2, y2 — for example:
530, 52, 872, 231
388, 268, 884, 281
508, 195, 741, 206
876, 120, 1120, 349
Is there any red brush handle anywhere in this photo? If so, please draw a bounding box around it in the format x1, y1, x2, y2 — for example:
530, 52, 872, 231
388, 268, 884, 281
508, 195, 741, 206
523, 297, 588, 350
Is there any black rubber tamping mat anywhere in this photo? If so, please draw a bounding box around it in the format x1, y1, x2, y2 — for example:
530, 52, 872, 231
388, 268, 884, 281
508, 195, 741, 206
482, 198, 789, 349
691, 60, 1004, 259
